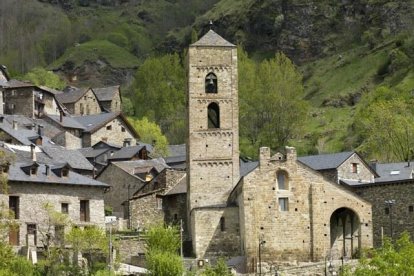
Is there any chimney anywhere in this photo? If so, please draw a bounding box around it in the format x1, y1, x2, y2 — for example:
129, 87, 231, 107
45, 165, 49, 176
59, 111, 63, 123
12, 120, 17, 130
370, 159, 378, 172
37, 125, 44, 136
30, 144, 36, 161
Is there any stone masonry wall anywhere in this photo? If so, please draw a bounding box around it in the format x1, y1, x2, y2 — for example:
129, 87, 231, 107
239, 147, 372, 271
73, 89, 101, 115
1, 181, 105, 248
4, 88, 34, 117
87, 117, 136, 147
353, 181, 414, 247
130, 193, 164, 230
337, 154, 375, 183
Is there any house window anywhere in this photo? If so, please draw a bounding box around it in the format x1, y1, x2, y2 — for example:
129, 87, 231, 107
205, 73, 218, 93
80, 103, 84, 115
106, 125, 112, 130
9, 226, 19, 246
156, 197, 162, 210
207, 102, 220, 129
30, 166, 37, 175
9, 196, 19, 219
121, 127, 125, 132
220, 217, 225, 232
279, 198, 289, 211
277, 171, 288, 190
351, 163, 359, 173
61, 203, 69, 214
62, 168, 69, 177
385, 207, 390, 215
409, 206, 414, 213
80, 200, 90, 222
11, 90, 16, 96
27, 224, 37, 246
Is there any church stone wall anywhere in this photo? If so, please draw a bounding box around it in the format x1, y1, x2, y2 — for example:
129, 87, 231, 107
239, 147, 373, 270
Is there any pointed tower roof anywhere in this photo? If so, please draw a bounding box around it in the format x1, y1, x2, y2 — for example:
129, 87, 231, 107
191, 30, 235, 47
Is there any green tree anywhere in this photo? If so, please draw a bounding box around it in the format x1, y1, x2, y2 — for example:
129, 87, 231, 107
355, 86, 414, 162
348, 232, 414, 276
131, 54, 186, 144
201, 258, 232, 276
128, 117, 169, 157
239, 50, 309, 157
21, 67, 66, 90
145, 224, 184, 276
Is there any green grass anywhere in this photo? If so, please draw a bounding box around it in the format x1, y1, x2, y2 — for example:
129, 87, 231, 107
51, 40, 140, 69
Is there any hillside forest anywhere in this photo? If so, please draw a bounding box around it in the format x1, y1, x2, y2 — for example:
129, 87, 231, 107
1, 0, 414, 161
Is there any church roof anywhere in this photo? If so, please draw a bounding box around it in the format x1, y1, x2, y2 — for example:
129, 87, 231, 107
297, 152, 354, 171
191, 30, 235, 47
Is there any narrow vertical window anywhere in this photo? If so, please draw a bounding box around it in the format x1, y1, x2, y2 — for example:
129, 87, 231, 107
9, 196, 19, 219
279, 198, 289, 211
205, 73, 217, 93
61, 203, 69, 214
220, 217, 225, 232
27, 224, 37, 246
277, 171, 288, 190
351, 163, 359, 173
409, 206, 414, 213
80, 200, 90, 222
208, 102, 220, 129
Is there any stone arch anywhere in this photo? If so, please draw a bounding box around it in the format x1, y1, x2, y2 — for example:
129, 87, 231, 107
207, 102, 220, 128
276, 170, 289, 190
205, 72, 218, 93
329, 207, 360, 259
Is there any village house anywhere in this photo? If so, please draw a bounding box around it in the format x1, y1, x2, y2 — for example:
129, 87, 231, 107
44, 111, 139, 148
97, 158, 168, 220
55, 86, 102, 116
1, 80, 62, 118
0, 160, 108, 251
93, 85, 122, 113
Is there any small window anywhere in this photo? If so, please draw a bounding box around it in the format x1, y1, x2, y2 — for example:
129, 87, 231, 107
156, 197, 162, 210
220, 217, 225, 232
279, 198, 289, 211
9, 196, 19, 219
277, 171, 288, 190
121, 127, 125, 132
409, 206, 414, 213
11, 90, 16, 96
351, 163, 359, 173
62, 168, 69, 177
385, 207, 390, 215
205, 73, 217, 93
106, 125, 112, 130
61, 203, 69, 214
27, 224, 37, 245
207, 102, 220, 129
80, 103, 84, 115
80, 200, 90, 222
30, 166, 37, 175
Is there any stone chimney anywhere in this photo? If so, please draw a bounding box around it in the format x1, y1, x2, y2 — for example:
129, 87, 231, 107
259, 147, 271, 168
59, 111, 63, 123
30, 144, 36, 162
45, 165, 49, 176
37, 125, 44, 136
285, 146, 297, 161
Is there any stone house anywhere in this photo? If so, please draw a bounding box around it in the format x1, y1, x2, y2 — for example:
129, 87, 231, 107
44, 112, 139, 148
1, 161, 108, 251
346, 161, 414, 247
97, 159, 168, 219
93, 85, 122, 112
56, 86, 102, 116
181, 30, 373, 273
1, 80, 62, 118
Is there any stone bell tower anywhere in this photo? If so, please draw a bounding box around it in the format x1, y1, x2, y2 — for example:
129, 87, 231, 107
187, 30, 240, 257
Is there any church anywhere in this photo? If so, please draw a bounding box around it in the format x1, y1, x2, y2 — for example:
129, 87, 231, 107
185, 29, 373, 272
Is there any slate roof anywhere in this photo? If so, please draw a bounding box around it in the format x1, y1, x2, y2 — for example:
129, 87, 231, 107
0, 116, 46, 145
298, 152, 354, 171
78, 147, 110, 159
93, 86, 120, 102
46, 114, 85, 130
55, 86, 90, 104
2, 79, 34, 88
191, 30, 235, 47
164, 174, 187, 196
92, 140, 122, 150
38, 86, 62, 95
112, 159, 169, 176
167, 144, 186, 157
8, 161, 107, 187
373, 162, 414, 183
108, 145, 145, 160
240, 160, 258, 177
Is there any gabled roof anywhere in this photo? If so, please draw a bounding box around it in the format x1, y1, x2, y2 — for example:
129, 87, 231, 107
7, 161, 108, 187
112, 159, 169, 176
191, 30, 235, 47
73, 112, 121, 132
78, 147, 110, 159
93, 86, 120, 102
164, 174, 187, 196
108, 145, 145, 160
45, 114, 86, 130
374, 162, 414, 183
92, 140, 122, 150
297, 152, 355, 171
3, 79, 34, 88
0, 116, 48, 146
55, 86, 92, 104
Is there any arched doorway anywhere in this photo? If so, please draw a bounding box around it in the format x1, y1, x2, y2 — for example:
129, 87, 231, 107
330, 208, 360, 259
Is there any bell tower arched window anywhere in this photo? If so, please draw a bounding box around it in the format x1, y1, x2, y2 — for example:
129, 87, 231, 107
205, 73, 217, 93
208, 102, 220, 129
